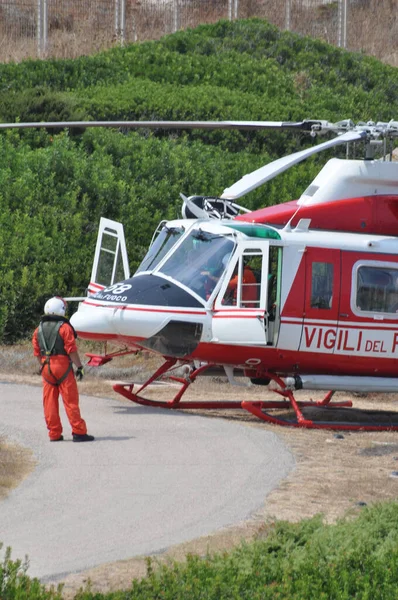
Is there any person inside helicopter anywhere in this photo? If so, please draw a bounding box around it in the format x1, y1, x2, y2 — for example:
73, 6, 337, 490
200, 252, 232, 299
223, 256, 259, 308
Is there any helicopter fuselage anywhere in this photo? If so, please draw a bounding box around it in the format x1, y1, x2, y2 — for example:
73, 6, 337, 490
3, 116, 397, 427
71, 214, 398, 388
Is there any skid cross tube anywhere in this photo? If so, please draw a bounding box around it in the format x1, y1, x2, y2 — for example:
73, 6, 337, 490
112, 360, 398, 431
241, 374, 398, 431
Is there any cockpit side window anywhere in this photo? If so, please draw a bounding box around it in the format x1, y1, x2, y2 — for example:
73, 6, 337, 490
96, 231, 119, 285
137, 224, 185, 273
356, 266, 398, 313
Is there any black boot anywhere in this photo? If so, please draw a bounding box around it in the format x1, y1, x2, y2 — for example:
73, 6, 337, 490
50, 435, 64, 442
72, 433, 95, 442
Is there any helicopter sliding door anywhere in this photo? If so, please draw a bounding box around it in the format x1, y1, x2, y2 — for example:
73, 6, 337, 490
212, 242, 273, 346
88, 217, 130, 296
299, 247, 341, 356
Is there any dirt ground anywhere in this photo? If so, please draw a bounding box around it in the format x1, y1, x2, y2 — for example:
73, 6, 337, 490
1, 349, 398, 598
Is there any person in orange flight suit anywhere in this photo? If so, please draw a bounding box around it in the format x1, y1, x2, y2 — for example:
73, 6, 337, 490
32, 296, 94, 442
225, 263, 258, 307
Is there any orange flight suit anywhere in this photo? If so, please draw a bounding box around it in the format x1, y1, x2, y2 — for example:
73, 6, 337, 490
227, 266, 258, 307
32, 321, 87, 441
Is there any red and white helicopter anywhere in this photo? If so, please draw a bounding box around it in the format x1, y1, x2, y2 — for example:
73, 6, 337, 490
3, 117, 398, 430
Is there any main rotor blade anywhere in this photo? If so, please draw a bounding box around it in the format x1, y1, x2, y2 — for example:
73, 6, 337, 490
221, 130, 367, 200
0, 120, 320, 132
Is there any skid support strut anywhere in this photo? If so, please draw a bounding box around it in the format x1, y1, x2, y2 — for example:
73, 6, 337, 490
113, 359, 244, 409
113, 361, 398, 431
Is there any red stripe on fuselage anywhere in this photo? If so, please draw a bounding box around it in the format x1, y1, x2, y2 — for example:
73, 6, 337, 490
213, 313, 263, 319
82, 300, 206, 316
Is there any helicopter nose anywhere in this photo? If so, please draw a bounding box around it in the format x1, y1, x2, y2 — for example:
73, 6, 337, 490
70, 299, 205, 356
70, 300, 118, 341
71, 274, 207, 346
70, 299, 176, 344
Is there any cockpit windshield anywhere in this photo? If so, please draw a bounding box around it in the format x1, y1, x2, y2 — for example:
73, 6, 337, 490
137, 224, 185, 273
159, 229, 235, 300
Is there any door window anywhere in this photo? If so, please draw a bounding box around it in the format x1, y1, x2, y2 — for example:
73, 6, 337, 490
222, 251, 262, 308
311, 262, 334, 310
91, 218, 130, 288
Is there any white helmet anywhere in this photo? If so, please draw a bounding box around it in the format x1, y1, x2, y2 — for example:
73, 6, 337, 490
44, 296, 67, 317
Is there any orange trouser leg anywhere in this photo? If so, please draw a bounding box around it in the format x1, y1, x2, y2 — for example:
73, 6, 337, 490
58, 369, 87, 436
42, 379, 63, 440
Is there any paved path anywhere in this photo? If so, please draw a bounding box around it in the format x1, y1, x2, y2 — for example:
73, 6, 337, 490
0, 382, 294, 584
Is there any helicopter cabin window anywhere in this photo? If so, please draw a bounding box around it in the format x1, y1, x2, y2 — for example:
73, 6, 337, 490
356, 266, 398, 314
96, 230, 125, 286
222, 251, 262, 308
311, 262, 333, 309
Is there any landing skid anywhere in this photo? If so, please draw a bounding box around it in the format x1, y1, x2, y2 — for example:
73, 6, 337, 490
113, 360, 398, 431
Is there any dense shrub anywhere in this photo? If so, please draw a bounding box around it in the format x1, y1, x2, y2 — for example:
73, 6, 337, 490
2, 502, 398, 599
0, 544, 63, 600
74, 502, 398, 599
0, 19, 397, 342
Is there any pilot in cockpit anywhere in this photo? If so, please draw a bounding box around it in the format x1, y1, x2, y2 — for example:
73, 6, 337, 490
162, 230, 234, 301
201, 253, 231, 299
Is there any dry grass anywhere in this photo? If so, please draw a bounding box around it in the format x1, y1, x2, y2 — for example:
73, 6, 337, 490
0, 0, 396, 65
0, 439, 35, 501
0, 343, 37, 499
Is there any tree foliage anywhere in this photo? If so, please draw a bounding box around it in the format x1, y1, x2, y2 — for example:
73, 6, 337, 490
0, 19, 397, 341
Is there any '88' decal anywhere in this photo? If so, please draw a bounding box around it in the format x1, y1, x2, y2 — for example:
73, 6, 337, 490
99, 283, 132, 302
104, 283, 132, 295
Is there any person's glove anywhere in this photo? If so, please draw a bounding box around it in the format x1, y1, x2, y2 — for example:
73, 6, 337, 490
75, 366, 84, 381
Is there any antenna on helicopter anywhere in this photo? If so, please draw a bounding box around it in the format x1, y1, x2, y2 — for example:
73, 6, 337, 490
282, 202, 305, 232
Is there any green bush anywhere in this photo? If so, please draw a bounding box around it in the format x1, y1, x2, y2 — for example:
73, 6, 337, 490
0, 19, 397, 342
73, 502, 398, 599
0, 544, 63, 600
3, 502, 398, 599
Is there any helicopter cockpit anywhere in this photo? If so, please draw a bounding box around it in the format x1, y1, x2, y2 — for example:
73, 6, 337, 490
132, 219, 280, 326
71, 215, 281, 354
81, 214, 282, 316
136, 220, 187, 274
136, 221, 236, 305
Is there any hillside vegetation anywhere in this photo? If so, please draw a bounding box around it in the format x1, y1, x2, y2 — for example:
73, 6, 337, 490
0, 18, 398, 342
